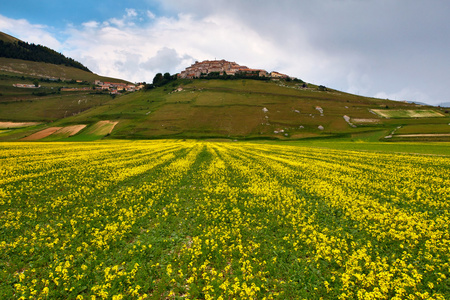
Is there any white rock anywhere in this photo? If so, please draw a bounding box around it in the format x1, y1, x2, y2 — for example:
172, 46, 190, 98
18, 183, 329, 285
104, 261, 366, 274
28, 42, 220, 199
316, 106, 324, 115
318, 125, 324, 130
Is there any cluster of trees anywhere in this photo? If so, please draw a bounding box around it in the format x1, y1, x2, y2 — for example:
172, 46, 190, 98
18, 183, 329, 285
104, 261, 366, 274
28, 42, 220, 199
0, 40, 91, 72
142, 73, 177, 90
152, 72, 177, 86
197, 71, 270, 81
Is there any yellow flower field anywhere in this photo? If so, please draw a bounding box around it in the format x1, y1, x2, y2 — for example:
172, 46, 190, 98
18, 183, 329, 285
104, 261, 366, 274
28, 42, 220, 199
0, 140, 449, 299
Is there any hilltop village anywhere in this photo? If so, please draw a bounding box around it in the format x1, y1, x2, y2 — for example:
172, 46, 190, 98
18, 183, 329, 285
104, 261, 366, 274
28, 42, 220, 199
178, 60, 291, 79
12, 60, 295, 94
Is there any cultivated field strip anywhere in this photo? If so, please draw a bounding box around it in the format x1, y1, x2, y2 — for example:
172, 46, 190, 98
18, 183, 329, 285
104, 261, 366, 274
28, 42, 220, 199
0, 141, 449, 299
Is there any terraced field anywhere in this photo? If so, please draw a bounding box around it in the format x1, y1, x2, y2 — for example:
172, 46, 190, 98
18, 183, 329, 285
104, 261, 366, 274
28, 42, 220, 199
1, 141, 449, 299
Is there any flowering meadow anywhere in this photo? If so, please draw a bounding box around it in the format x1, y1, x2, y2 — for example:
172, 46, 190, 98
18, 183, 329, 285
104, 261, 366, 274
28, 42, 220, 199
1, 140, 449, 299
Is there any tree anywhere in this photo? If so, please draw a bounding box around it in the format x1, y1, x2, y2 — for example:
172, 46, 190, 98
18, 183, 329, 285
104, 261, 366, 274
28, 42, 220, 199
152, 72, 176, 87
33, 79, 39, 87
152, 73, 163, 86
163, 72, 171, 81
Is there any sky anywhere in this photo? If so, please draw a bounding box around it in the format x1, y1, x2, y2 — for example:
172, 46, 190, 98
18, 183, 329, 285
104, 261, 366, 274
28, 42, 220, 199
1, 0, 449, 105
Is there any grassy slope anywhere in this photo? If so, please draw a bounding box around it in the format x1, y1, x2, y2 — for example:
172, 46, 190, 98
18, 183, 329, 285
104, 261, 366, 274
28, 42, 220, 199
0, 32, 19, 43
0, 57, 130, 83
1, 76, 449, 141
57, 79, 449, 140
0, 57, 131, 130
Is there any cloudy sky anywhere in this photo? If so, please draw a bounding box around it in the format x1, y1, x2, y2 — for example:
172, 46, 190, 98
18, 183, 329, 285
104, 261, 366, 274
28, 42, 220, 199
1, 0, 449, 105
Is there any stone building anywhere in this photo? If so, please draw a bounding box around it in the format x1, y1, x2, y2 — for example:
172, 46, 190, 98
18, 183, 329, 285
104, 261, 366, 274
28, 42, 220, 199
178, 60, 268, 79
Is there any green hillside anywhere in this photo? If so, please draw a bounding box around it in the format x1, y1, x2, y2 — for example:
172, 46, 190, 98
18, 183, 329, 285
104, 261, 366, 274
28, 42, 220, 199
2, 77, 448, 141
0, 31, 90, 72
0, 57, 129, 83
0, 32, 19, 43
0, 59, 132, 122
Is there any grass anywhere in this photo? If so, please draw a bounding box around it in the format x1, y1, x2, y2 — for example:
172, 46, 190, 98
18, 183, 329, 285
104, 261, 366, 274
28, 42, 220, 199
0, 57, 131, 83
395, 123, 450, 135
1, 74, 450, 141
1, 140, 449, 299
0, 93, 113, 121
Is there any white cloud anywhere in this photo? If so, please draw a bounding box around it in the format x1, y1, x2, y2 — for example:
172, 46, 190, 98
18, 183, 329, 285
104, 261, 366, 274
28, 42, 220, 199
108, 18, 126, 28
82, 21, 99, 28
126, 8, 138, 18
140, 47, 191, 74
0, 15, 61, 49
59, 12, 294, 83
147, 10, 156, 20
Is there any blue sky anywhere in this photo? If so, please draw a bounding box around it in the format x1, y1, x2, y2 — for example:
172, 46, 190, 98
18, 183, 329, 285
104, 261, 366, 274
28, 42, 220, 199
1, 0, 450, 105
0, 1, 164, 28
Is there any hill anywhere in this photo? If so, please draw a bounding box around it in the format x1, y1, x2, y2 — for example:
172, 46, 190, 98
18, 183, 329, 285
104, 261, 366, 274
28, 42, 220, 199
2, 77, 448, 142
0, 33, 133, 135
0, 31, 90, 72
0, 32, 19, 43
0, 33, 448, 142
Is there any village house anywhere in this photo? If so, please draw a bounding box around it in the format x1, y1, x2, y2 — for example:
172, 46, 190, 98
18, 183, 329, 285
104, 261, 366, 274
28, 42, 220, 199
94, 80, 139, 92
270, 71, 290, 79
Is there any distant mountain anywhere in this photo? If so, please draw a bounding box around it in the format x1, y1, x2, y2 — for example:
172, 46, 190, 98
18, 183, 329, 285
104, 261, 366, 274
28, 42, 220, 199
438, 102, 450, 108
0, 31, 91, 72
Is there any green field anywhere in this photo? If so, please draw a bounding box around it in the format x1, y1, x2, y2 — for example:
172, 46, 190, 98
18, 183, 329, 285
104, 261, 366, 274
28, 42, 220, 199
371, 109, 445, 119
15, 78, 444, 141
1, 140, 449, 299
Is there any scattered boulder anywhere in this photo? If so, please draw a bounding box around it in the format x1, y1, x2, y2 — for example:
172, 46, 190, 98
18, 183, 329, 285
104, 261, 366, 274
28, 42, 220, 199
343, 115, 357, 128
